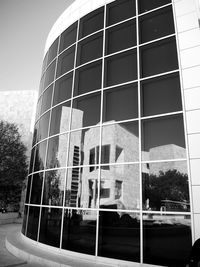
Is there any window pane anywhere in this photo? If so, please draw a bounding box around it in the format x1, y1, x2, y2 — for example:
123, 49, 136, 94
41, 85, 53, 114
139, 6, 175, 44
143, 214, 191, 266
37, 111, 50, 141
49, 101, 71, 136
26, 206, 40, 241
98, 211, 140, 262
142, 161, 190, 212
139, 0, 171, 14
142, 115, 186, 161
47, 37, 58, 66
106, 0, 136, 26
103, 83, 138, 122
39, 207, 62, 247
42, 52, 48, 74
140, 37, 178, 78
62, 209, 97, 255
53, 72, 73, 106
28, 148, 35, 174
74, 60, 102, 96
46, 134, 68, 169
102, 121, 139, 163
25, 176, 32, 203
59, 21, 77, 53
76, 32, 103, 66
99, 164, 140, 210
44, 60, 56, 89
141, 73, 182, 116
34, 140, 47, 172
71, 93, 101, 129
36, 96, 42, 120
21, 205, 28, 235
56, 46, 75, 78
42, 169, 65, 206
106, 19, 136, 55
32, 122, 39, 145
79, 7, 104, 39
104, 50, 137, 87
30, 172, 43, 204
39, 74, 45, 95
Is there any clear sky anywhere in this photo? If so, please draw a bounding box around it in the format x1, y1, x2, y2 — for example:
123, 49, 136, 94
0, 0, 74, 92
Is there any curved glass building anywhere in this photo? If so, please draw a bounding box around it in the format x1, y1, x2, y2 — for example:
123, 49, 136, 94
22, 0, 200, 266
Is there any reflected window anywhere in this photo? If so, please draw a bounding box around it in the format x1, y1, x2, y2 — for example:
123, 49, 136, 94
76, 32, 103, 66
79, 7, 104, 39
56, 46, 75, 78
104, 50, 137, 87
44, 60, 56, 89
39, 208, 62, 247
37, 111, 50, 141
142, 161, 190, 212
59, 21, 77, 53
140, 37, 178, 78
143, 213, 191, 266
46, 134, 68, 169
26, 206, 40, 241
106, 0, 136, 26
138, 0, 171, 14
102, 121, 139, 163
41, 85, 53, 114
141, 73, 182, 117
47, 38, 58, 66
49, 101, 71, 136
142, 115, 186, 161
53, 72, 73, 106
74, 60, 102, 96
139, 6, 175, 44
62, 209, 97, 255
98, 211, 140, 261
34, 140, 47, 172
106, 19, 136, 55
103, 83, 138, 122
30, 172, 43, 204
42, 169, 65, 206
71, 93, 101, 129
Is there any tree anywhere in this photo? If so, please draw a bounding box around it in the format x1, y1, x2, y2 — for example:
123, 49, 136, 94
0, 120, 28, 210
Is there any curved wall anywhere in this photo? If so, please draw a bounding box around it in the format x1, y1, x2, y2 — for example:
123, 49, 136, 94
22, 0, 200, 266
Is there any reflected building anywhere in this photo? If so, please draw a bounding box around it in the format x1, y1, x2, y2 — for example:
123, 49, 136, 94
22, 0, 200, 266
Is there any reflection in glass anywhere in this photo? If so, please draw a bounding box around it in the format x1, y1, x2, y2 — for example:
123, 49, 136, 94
106, 19, 136, 55
32, 123, 38, 146
26, 206, 40, 241
76, 32, 103, 66
46, 134, 68, 169
39, 208, 62, 247
49, 102, 71, 136
99, 164, 140, 210
139, 6, 174, 44
102, 121, 139, 163
59, 22, 77, 53
42, 52, 48, 74
98, 211, 140, 262
47, 38, 58, 66
74, 61, 102, 96
34, 140, 47, 172
41, 85, 53, 114
62, 209, 97, 255
142, 115, 186, 161
138, 0, 171, 14
103, 83, 138, 122
25, 176, 32, 203
143, 214, 192, 266
106, 0, 136, 26
53, 73, 73, 106
30, 172, 43, 204
36, 96, 42, 120
44, 60, 56, 89
21, 205, 28, 235
79, 7, 104, 39
140, 37, 178, 78
104, 50, 137, 87
28, 148, 35, 174
37, 111, 50, 141
56, 46, 75, 78
42, 169, 65, 206
71, 93, 101, 129
39, 74, 45, 95
142, 161, 190, 212
141, 73, 182, 116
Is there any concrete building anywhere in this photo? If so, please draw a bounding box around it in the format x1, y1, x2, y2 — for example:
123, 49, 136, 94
19, 0, 200, 266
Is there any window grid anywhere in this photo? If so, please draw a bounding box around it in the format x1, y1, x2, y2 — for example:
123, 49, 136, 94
24, 0, 192, 264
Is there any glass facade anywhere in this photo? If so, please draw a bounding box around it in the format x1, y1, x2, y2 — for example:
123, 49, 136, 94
23, 0, 192, 266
